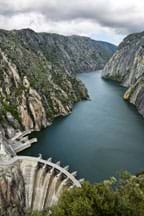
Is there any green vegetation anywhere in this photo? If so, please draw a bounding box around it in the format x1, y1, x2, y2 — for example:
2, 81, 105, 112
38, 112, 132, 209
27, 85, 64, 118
2, 101, 19, 119
26, 210, 49, 216
27, 172, 144, 216
0, 100, 20, 121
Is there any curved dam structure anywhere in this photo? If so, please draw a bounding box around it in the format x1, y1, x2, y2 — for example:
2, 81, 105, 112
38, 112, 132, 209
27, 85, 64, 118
0, 132, 82, 211
21, 156, 81, 210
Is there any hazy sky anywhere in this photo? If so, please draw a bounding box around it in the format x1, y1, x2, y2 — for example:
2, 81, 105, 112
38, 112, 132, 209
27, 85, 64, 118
0, 0, 144, 44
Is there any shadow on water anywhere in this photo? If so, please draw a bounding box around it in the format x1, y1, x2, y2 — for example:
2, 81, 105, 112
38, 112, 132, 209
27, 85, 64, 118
19, 71, 144, 183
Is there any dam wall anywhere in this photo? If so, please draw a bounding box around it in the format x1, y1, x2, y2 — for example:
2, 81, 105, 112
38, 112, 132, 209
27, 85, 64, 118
0, 154, 82, 211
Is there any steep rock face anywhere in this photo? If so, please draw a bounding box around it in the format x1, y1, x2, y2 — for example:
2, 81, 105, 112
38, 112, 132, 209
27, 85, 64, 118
0, 29, 93, 136
0, 163, 25, 216
102, 31, 144, 117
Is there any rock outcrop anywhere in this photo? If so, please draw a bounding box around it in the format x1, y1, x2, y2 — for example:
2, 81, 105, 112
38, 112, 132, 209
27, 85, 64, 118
0, 163, 25, 216
102, 31, 144, 117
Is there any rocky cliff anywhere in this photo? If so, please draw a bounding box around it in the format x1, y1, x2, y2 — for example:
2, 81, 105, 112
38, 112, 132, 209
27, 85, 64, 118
0, 163, 25, 216
0, 28, 116, 137
102, 31, 144, 117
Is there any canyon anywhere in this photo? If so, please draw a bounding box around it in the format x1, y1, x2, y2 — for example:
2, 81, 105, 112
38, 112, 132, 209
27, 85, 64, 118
1, 28, 144, 216
0, 28, 116, 137
0, 29, 116, 216
2, 28, 144, 216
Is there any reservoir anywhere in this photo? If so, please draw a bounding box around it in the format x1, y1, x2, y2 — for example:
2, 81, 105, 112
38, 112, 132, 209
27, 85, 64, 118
19, 71, 144, 183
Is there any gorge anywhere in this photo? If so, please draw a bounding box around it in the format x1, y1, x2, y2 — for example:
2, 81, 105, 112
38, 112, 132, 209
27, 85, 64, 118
1, 0, 144, 214
20, 71, 144, 183
0, 29, 116, 216
0, 28, 116, 137
1, 28, 144, 216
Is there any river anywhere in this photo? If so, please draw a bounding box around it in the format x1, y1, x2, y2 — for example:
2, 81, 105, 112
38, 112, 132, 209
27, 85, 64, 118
19, 71, 144, 182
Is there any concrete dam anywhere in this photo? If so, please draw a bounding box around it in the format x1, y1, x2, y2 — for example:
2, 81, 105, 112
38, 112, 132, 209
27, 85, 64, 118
0, 131, 82, 211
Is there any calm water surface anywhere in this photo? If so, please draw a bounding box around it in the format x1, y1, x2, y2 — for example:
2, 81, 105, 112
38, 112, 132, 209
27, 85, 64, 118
20, 71, 144, 182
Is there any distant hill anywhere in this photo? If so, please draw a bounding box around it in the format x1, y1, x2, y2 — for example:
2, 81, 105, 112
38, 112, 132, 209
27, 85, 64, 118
6, 29, 116, 74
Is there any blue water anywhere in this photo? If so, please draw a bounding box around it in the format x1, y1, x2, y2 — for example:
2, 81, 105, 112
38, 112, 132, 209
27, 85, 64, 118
19, 71, 144, 182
